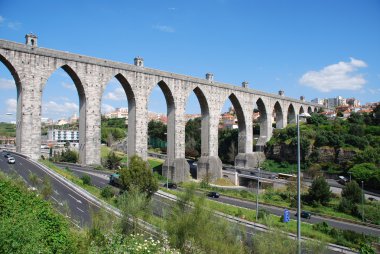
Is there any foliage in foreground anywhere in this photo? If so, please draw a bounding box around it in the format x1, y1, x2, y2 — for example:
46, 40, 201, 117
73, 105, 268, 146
0, 173, 76, 253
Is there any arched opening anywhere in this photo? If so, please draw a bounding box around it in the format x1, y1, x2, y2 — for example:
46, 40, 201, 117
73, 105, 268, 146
184, 86, 209, 178
42, 65, 85, 163
299, 106, 305, 115
254, 98, 268, 151
0, 55, 20, 150
307, 106, 313, 114
100, 74, 135, 167
314, 107, 318, 113
287, 104, 296, 124
273, 101, 284, 129
148, 80, 174, 179
218, 93, 246, 165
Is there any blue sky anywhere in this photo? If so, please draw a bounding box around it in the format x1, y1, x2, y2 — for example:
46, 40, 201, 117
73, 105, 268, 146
0, 0, 379, 122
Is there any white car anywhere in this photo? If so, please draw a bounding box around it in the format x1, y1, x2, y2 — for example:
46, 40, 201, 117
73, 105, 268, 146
7, 157, 15, 164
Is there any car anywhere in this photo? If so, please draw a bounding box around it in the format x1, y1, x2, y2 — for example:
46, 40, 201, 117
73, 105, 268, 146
207, 192, 220, 198
163, 183, 177, 189
7, 157, 15, 164
4, 152, 10, 158
109, 173, 121, 186
295, 211, 311, 219
338, 176, 348, 185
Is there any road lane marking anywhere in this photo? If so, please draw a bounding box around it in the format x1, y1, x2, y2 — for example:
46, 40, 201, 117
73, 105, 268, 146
76, 207, 84, 213
69, 194, 83, 204
54, 189, 59, 195
51, 196, 63, 206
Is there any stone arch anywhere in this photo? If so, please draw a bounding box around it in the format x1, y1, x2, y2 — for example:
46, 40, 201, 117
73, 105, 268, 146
227, 93, 246, 154
299, 106, 305, 114
255, 97, 268, 151
0, 53, 22, 152
287, 103, 296, 124
43, 64, 87, 163
314, 107, 318, 113
102, 73, 136, 157
273, 101, 284, 129
185, 86, 210, 156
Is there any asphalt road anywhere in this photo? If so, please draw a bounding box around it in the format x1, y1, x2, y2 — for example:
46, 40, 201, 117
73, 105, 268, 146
0, 152, 100, 228
54, 162, 380, 237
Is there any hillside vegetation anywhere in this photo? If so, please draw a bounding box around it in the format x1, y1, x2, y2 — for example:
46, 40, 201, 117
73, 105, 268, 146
266, 107, 380, 191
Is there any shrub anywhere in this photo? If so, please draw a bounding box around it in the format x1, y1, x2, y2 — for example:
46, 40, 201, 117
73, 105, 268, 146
307, 176, 331, 206
100, 186, 115, 199
81, 174, 92, 185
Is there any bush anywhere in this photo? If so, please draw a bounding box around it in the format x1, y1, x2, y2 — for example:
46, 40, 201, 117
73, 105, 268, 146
100, 186, 115, 199
307, 176, 331, 206
81, 174, 92, 185
341, 181, 362, 204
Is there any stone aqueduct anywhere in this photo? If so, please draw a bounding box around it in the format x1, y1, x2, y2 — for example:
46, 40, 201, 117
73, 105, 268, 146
0, 35, 322, 182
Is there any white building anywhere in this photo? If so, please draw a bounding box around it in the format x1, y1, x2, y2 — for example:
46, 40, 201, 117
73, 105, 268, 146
104, 108, 128, 119
48, 129, 79, 143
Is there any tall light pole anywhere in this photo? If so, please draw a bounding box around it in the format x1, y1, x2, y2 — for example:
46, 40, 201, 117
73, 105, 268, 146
361, 181, 364, 222
296, 112, 310, 254
164, 132, 169, 189
256, 162, 261, 221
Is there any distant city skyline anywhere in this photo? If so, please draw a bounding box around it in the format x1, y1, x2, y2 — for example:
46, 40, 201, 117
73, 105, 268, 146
1, 0, 379, 122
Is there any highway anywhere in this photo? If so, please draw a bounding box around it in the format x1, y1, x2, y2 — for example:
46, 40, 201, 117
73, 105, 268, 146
55, 162, 380, 237
0, 152, 100, 228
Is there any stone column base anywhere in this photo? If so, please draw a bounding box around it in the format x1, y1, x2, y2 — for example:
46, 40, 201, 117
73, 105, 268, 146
162, 158, 190, 183
235, 152, 266, 169
197, 156, 222, 181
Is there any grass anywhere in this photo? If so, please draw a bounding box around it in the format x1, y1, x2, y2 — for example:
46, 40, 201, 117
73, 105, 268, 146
184, 181, 367, 223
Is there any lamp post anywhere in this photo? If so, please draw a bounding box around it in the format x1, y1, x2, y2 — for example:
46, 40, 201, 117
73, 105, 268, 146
361, 181, 364, 222
164, 132, 169, 189
256, 162, 261, 221
296, 112, 310, 254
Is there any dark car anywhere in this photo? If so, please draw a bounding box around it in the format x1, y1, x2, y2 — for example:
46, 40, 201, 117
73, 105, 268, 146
4, 152, 10, 158
109, 173, 121, 187
207, 192, 220, 198
163, 183, 177, 189
295, 211, 311, 219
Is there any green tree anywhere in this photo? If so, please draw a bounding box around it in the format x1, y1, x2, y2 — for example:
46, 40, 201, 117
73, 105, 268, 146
341, 181, 362, 204
165, 184, 245, 254
148, 120, 167, 141
119, 155, 158, 197
81, 174, 92, 185
60, 148, 79, 163
307, 176, 332, 206
118, 187, 152, 235
105, 151, 122, 170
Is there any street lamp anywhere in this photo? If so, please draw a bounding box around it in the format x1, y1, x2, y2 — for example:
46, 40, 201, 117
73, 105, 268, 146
296, 112, 311, 254
164, 132, 169, 189
256, 162, 261, 221
361, 181, 364, 222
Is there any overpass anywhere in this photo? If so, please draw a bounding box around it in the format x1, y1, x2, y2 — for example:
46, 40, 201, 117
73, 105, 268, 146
0, 34, 324, 182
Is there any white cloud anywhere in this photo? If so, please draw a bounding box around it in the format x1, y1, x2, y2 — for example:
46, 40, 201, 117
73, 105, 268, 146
153, 24, 175, 33
6, 98, 17, 113
299, 58, 367, 92
62, 82, 76, 90
103, 87, 126, 101
7, 21, 21, 30
101, 103, 115, 114
0, 78, 15, 89
42, 101, 78, 117
0, 16, 4, 24
168, 7, 176, 11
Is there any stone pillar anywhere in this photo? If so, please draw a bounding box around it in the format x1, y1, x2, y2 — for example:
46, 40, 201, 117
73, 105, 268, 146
235, 103, 255, 168
163, 81, 189, 183
81, 69, 104, 165
197, 102, 222, 181
18, 71, 42, 160
256, 110, 273, 151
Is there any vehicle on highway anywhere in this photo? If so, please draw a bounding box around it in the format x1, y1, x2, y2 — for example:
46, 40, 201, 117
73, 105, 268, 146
7, 157, 15, 164
163, 182, 177, 189
207, 192, 220, 198
338, 176, 348, 185
295, 211, 311, 219
277, 173, 297, 181
4, 152, 11, 158
109, 173, 122, 187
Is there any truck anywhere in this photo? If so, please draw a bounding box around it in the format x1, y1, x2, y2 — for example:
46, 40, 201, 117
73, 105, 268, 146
109, 173, 122, 187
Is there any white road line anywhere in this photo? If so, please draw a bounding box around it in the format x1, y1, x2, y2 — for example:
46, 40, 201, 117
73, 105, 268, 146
76, 207, 84, 213
69, 194, 83, 204
51, 196, 63, 206
54, 189, 59, 195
